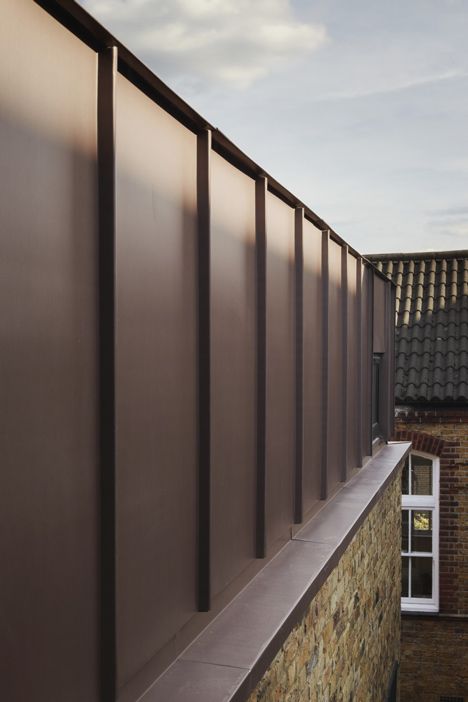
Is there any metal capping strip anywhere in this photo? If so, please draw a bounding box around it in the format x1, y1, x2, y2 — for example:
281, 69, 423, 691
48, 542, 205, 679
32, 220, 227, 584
255, 176, 267, 559
356, 258, 363, 467
197, 129, 212, 613
320, 231, 330, 500
97, 45, 117, 702
341, 245, 349, 482
34, 0, 392, 287
138, 441, 411, 702
294, 207, 304, 524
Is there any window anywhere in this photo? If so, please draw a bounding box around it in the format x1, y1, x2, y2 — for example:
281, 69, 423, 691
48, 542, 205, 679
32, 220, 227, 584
372, 353, 383, 440
401, 451, 439, 612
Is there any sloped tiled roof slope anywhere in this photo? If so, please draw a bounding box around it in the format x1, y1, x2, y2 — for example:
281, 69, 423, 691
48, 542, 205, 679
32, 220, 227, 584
366, 250, 468, 404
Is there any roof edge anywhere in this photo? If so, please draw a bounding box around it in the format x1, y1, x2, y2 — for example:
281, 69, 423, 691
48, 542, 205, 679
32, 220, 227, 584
366, 249, 468, 261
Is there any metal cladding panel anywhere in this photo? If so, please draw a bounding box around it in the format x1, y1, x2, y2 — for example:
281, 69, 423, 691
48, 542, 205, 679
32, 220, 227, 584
265, 192, 295, 550
327, 240, 344, 490
361, 265, 372, 454
115, 75, 198, 687
210, 152, 256, 596
0, 2, 100, 700
346, 254, 359, 471
373, 275, 386, 353
302, 220, 322, 511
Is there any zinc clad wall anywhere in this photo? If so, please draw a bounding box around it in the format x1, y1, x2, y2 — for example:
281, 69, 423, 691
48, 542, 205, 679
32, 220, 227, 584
210, 153, 257, 596
327, 240, 344, 491
2, 1, 397, 695
0, 1, 100, 700
265, 192, 295, 550
302, 220, 323, 511
115, 75, 198, 687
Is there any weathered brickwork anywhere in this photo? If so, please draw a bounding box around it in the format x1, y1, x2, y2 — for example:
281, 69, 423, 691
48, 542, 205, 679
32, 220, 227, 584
395, 407, 468, 615
395, 407, 468, 702
400, 616, 468, 701
246, 469, 402, 702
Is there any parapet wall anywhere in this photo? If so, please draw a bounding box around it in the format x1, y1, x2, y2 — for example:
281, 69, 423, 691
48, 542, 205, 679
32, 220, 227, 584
246, 462, 402, 702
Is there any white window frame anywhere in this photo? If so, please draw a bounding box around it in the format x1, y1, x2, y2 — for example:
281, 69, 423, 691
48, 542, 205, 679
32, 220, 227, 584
401, 450, 439, 613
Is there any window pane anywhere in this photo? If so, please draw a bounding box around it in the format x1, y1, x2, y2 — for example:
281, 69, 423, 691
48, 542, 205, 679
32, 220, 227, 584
401, 510, 409, 552
401, 456, 409, 495
411, 455, 432, 495
411, 511, 432, 553
411, 557, 432, 598
401, 556, 409, 597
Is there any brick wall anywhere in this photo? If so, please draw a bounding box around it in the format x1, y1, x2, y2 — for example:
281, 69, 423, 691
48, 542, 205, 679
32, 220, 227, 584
400, 616, 468, 701
246, 468, 402, 702
395, 406, 468, 615
395, 407, 468, 702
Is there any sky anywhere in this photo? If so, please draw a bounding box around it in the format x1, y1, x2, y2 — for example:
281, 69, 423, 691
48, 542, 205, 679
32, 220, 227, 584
80, 0, 468, 254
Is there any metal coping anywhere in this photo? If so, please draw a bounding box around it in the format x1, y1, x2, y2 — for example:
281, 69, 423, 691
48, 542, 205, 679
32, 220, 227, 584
34, 0, 392, 286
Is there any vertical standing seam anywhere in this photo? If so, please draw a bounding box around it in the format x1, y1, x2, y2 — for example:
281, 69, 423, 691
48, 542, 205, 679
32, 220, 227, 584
98, 45, 117, 702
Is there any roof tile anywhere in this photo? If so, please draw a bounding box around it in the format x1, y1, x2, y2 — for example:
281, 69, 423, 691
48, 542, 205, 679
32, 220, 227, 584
367, 250, 468, 403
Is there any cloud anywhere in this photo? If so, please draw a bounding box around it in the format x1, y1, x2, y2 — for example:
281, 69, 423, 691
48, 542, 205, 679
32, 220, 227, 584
80, 0, 328, 89
310, 69, 468, 103
427, 205, 468, 239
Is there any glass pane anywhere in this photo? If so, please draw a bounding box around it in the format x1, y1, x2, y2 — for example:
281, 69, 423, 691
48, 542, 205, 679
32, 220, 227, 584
401, 510, 409, 552
411, 557, 432, 598
401, 556, 409, 597
411, 454, 432, 495
411, 511, 432, 553
401, 456, 409, 495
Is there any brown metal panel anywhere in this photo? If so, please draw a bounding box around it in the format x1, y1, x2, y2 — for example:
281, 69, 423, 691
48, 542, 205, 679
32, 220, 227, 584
0, 2, 100, 700
265, 191, 295, 551
115, 75, 198, 688
346, 253, 359, 475
210, 152, 257, 596
373, 275, 386, 353
327, 240, 344, 491
302, 220, 322, 512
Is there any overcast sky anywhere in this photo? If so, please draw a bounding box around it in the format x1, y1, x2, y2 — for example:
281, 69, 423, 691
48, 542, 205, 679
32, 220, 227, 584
80, 0, 468, 254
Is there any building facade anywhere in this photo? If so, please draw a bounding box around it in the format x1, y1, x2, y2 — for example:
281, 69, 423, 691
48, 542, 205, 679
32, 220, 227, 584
369, 251, 468, 702
0, 2, 407, 701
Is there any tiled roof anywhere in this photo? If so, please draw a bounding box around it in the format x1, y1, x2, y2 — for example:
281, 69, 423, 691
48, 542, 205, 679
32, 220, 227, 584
366, 250, 468, 404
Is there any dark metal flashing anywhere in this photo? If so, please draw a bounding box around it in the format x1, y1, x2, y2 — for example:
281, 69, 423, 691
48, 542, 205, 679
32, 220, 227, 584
197, 129, 212, 612
367, 271, 374, 454
255, 177, 267, 559
33, 0, 393, 286
320, 231, 330, 500
139, 442, 410, 702
356, 258, 363, 467
294, 208, 304, 523
341, 245, 349, 481
97, 45, 117, 702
